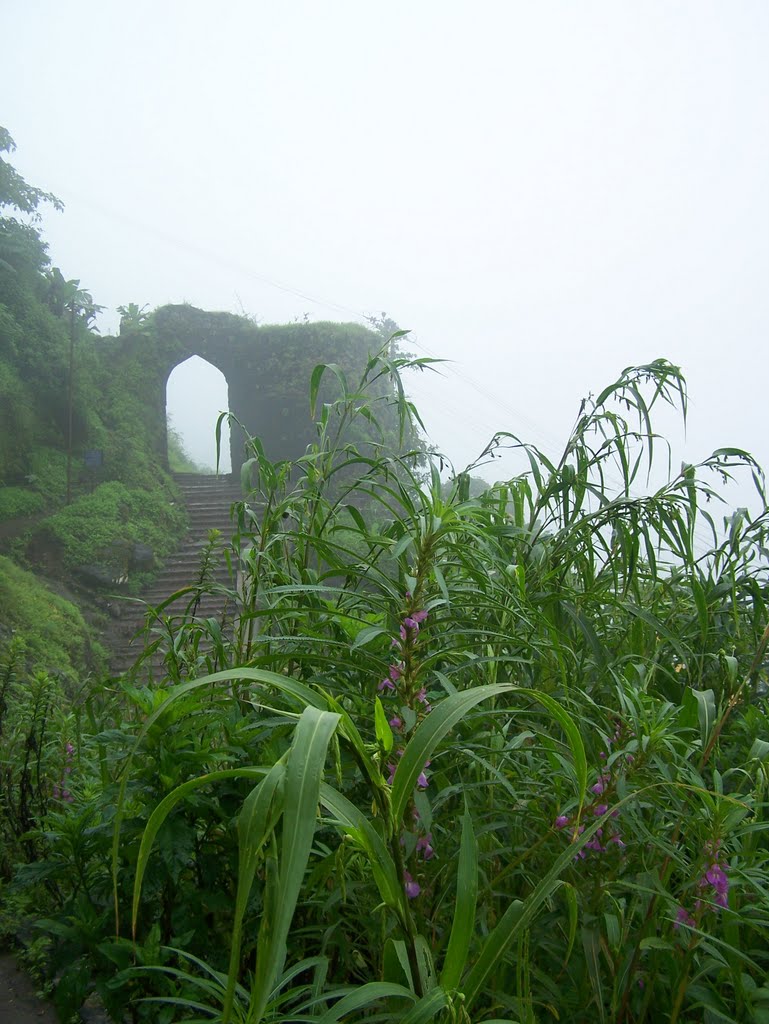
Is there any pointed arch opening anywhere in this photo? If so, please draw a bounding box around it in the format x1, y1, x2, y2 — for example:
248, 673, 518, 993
166, 355, 232, 474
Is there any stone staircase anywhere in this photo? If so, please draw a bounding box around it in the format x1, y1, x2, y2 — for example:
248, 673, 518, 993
109, 473, 244, 676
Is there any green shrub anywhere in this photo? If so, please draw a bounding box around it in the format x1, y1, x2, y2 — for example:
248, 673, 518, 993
0, 486, 44, 522
4, 351, 769, 1024
39, 480, 187, 581
0, 556, 104, 680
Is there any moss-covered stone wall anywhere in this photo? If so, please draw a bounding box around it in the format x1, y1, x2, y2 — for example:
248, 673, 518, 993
99, 305, 382, 475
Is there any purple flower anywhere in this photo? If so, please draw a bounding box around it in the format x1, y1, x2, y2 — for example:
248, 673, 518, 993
625, 753, 635, 764
594, 804, 609, 817
403, 871, 420, 899
674, 906, 695, 929
378, 677, 396, 692
609, 835, 626, 849
417, 771, 429, 789
389, 664, 402, 683
389, 716, 403, 730
701, 860, 729, 909
403, 617, 419, 632
416, 833, 435, 860
705, 863, 727, 889
416, 687, 432, 711
554, 815, 570, 829
387, 762, 397, 785
411, 609, 428, 624
591, 773, 611, 795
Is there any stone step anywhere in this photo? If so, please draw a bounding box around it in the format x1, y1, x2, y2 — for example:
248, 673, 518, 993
107, 473, 252, 677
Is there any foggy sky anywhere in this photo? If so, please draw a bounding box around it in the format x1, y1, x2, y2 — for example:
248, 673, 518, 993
2, 2, 768, 522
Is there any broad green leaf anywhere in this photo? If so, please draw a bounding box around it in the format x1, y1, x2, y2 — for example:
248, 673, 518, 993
400, 986, 449, 1023
319, 784, 403, 917
693, 687, 718, 745
223, 763, 286, 1024
383, 939, 413, 988
517, 688, 587, 809
440, 806, 478, 990
392, 684, 515, 824
375, 696, 394, 754
640, 937, 674, 951
351, 624, 387, 649
392, 684, 586, 826
561, 882, 578, 966
320, 690, 387, 797
414, 935, 436, 996
316, 982, 415, 1023
680, 687, 700, 733
113, 667, 328, 933
310, 362, 348, 418
749, 738, 769, 762
582, 929, 605, 1024
249, 706, 340, 1023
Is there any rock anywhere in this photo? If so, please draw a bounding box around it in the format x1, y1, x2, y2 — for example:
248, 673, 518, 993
130, 542, 154, 571
74, 564, 123, 588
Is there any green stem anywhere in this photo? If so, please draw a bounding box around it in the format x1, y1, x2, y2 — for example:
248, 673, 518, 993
389, 831, 425, 998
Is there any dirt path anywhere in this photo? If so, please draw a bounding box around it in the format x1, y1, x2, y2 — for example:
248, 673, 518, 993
0, 954, 58, 1023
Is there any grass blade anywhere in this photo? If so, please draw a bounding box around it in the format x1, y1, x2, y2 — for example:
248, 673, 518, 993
391, 684, 515, 824
249, 705, 340, 1022
439, 805, 478, 990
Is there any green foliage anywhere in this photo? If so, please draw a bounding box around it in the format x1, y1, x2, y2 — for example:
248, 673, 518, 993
0, 486, 44, 522
0, 132, 188, 616
24, 446, 68, 502
0, 126, 59, 283
0, 556, 104, 681
0, 147, 767, 1020
0, 127, 63, 220
38, 481, 187, 583
120, 354, 766, 1022
2, 352, 762, 1022
117, 301, 150, 334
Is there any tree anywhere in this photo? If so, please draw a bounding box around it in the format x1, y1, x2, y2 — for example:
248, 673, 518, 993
117, 302, 150, 335
44, 267, 103, 328
0, 127, 62, 278
0, 127, 63, 220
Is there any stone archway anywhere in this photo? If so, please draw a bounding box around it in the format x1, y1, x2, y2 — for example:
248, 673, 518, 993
166, 355, 232, 473
102, 304, 386, 480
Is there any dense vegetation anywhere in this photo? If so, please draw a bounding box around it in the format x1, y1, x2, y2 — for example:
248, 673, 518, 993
1, 129, 769, 1023
1, 344, 767, 1023
0, 127, 188, 631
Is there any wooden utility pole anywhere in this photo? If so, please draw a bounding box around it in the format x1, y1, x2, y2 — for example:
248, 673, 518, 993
66, 301, 75, 505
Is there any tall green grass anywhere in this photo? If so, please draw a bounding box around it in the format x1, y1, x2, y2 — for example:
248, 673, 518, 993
5, 345, 767, 1022
115, 347, 769, 1022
